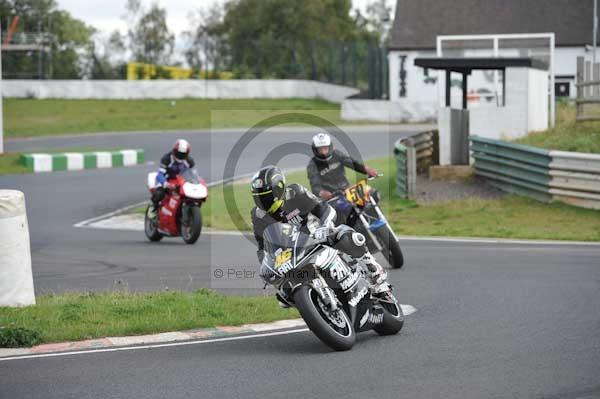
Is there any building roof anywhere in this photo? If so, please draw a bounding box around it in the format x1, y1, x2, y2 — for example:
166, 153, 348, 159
414, 57, 549, 72
390, 0, 595, 50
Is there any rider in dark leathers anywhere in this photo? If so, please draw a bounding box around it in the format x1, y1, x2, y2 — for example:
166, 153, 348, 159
307, 132, 379, 224
250, 166, 389, 304
151, 139, 195, 209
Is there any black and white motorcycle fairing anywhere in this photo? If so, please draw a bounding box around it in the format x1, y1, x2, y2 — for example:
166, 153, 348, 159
261, 222, 404, 351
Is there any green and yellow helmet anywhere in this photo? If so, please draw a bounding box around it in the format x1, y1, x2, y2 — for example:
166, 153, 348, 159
251, 166, 286, 214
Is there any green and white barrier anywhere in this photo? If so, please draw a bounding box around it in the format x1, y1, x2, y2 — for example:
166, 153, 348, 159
20, 149, 145, 173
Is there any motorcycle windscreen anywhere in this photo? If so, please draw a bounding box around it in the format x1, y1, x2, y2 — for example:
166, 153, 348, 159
180, 168, 200, 184
262, 223, 312, 272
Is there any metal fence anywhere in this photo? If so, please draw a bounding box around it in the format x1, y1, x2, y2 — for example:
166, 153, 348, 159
470, 136, 600, 209
394, 130, 439, 199
1, 36, 389, 98
576, 56, 600, 121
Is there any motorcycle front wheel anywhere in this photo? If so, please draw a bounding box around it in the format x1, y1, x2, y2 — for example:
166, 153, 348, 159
181, 205, 202, 244
144, 205, 163, 242
373, 294, 404, 336
293, 285, 355, 351
376, 227, 404, 269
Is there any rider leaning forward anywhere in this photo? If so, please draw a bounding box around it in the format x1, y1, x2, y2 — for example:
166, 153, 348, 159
250, 165, 390, 307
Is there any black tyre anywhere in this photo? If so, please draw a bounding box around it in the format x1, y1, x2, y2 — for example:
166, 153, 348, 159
144, 205, 163, 242
373, 295, 404, 336
376, 228, 404, 269
293, 285, 355, 351
181, 206, 202, 244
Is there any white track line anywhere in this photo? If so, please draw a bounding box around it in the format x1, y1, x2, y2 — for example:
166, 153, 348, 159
1, 304, 417, 362
0, 328, 310, 362
73, 172, 257, 228
73, 169, 305, 229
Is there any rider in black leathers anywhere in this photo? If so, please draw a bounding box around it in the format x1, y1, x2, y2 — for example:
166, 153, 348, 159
307, 132, 379, 224
250, 166, 389, 303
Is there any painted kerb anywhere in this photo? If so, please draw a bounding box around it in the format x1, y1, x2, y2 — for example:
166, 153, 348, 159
20, 149, 145, 173
470, 136, 600, 209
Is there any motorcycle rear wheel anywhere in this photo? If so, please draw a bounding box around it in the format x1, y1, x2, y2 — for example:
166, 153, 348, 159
293, 285, 355, 351
181, 206, 202, 244
144, 205, 163, 242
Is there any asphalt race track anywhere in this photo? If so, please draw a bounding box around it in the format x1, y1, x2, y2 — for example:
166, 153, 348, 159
2, 125, 419, 292
1, 241, 599, 398
1, 126, 600, 398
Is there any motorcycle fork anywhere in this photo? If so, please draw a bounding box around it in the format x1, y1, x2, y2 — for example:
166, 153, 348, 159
369, 197, 399, 241
357, 210, 384, 252
181, 202, 195, 225
310, 274, 339, 312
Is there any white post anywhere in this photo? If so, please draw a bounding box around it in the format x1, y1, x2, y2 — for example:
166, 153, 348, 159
550, 33, 555, 127
594, 0, 598, 66
493, 37, 500, 106
0, 21, 4, 154
0, 190, 36, 307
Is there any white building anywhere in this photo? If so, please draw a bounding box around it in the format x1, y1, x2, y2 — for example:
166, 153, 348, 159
348, 0, 595, 124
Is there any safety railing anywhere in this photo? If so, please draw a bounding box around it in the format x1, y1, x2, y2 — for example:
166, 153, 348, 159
470, 136, 600, 209
394, 130, 438, 199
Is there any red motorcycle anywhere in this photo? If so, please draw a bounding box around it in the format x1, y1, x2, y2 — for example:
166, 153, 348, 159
145, 169, 208, 244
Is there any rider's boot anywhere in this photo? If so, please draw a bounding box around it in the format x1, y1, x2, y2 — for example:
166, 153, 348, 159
358, 252, 391, 295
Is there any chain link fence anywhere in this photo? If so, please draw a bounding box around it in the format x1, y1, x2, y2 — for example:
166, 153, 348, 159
1, 36, 389, 99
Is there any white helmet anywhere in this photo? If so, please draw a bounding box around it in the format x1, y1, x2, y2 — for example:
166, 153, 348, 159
312, 133, 333, 161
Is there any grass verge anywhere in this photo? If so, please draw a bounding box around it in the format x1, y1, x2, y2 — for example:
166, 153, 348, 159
515, 102, 600, 153
386, 195, 600, 241
3, 98, 382, 138
191, 156, 600, 241
0, 152, 30, 175
0, 289, 298, 347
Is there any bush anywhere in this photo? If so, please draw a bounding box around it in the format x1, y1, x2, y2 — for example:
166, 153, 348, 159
0, 326, 42, 348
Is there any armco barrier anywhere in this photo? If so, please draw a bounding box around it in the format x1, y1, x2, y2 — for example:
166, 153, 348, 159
393, 130, 438, 199
20, 149, 145, 173
393, 140, 415, 199
470, 136, 600, 209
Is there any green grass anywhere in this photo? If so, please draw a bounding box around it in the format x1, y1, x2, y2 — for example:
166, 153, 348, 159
0, 289, 298, 347
516, 102, 600, 153
0, 152, 30, 175
189, 156, 600, 241
386, 195, 600, 241
3, 98, 369, 138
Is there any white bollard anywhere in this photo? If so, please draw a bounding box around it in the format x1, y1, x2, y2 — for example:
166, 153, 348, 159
0, 190, 35, 306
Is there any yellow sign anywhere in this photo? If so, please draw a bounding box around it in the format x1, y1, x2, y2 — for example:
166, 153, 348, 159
127, 62, 233, 80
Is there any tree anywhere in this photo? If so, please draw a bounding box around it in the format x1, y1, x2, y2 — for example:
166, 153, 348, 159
183, 3, 226, 76
0, 0, 95, 78
89, 30, 127, 79
195, 0, 378, 79
364, 0, 393, 45
125, 0, 174, 65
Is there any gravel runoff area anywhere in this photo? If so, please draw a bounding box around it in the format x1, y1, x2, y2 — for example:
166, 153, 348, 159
414, 175, 505, 204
